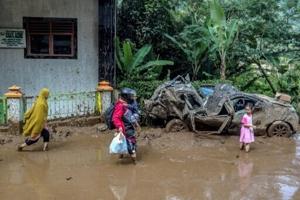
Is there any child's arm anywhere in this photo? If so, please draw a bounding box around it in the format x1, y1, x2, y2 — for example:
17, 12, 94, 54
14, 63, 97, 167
243, 124, 255, 128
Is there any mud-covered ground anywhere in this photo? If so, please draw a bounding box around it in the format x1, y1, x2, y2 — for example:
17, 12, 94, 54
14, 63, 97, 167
1, 125, 300, 200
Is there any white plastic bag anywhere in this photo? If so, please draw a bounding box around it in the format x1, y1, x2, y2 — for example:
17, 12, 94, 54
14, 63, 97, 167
109, 132, 128, 154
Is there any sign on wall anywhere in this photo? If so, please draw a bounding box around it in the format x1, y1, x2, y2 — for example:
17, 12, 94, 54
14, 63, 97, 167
0, 29, 26, 48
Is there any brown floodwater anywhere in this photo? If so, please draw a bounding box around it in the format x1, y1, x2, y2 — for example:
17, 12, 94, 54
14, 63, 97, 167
1, 126, 300, 200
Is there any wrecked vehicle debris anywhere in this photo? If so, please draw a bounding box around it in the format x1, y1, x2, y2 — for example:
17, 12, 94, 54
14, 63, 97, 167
145, 76, 299, 137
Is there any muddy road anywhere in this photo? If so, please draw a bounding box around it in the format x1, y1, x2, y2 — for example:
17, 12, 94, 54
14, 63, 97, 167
1, 126, 300, 200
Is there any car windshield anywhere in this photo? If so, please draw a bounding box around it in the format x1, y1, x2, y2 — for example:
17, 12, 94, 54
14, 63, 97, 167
198, 86, 215, 98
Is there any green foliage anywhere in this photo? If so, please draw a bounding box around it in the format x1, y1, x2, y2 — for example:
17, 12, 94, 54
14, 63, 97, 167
165, 25, 209, 80
117, 0, 178, 58
117, 0, 300, 109
273, 58, 300, 112
231, 70, 275, 97
231, 57, 300, 107
117, 0, 197, 78
118, 0, 172, 48
168, 0, 209, 26
115, 38, 174, 81
221, 0, 299, 99
226, 0, 299, 73
209, 0, 225, 26
208, 0, 238, 80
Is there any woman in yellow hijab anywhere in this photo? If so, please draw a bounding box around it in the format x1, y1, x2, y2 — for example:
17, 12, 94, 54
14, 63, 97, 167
18, 88, 50, 151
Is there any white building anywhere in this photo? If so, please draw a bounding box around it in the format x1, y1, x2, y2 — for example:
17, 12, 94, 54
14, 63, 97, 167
0, 0, 115, 96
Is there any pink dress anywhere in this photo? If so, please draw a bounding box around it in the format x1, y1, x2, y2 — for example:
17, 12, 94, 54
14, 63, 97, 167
239, 114, 255, 143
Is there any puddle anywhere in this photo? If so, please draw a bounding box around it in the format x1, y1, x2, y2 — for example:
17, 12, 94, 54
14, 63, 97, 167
0, 126, 300, 199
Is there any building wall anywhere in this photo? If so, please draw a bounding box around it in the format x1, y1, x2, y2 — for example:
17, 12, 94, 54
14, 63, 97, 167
0, 0, 98, 96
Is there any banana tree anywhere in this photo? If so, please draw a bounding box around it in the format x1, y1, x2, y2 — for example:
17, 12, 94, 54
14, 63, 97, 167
115, 38, 174, 81
208, 0, 238, 80
165, 24, 209, 80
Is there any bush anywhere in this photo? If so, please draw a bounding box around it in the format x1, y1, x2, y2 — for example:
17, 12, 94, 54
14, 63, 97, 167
118, 80, 164, 102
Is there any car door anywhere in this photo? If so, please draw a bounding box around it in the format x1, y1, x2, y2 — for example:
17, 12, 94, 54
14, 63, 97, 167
230, 96, 264, 134
193, 100, 234, 133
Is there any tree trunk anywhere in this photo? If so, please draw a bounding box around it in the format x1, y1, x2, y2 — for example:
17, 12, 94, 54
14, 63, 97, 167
220, 54, 226, 80
254, 60, 276, 94
192, 63, 198, 81
192, 74, 196, 81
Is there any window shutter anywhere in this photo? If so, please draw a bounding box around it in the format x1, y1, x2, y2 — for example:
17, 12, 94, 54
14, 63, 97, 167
27, 20, 50, 34
52, 21, 74, 33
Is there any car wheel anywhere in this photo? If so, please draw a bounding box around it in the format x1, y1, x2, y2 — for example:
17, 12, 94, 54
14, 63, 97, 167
165, 119, 188, 133
267, 121, 292, 137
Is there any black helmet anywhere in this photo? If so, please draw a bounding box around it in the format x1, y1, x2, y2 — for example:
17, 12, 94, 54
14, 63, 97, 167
120, 88, 135, 102
128, 88, 137, 96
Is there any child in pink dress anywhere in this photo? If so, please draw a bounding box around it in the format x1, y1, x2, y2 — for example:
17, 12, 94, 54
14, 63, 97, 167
240, 105, 255, 152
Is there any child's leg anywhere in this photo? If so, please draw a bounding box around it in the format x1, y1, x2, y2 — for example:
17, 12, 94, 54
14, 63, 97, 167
131, 151, 136, 164
240, 142, 244, 150
245, 143, 250, 152
131, 145, 136, 158
126, 139, 136, 163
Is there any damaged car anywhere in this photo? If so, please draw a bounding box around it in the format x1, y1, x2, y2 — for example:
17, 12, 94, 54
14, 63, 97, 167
144, 76, 299, 137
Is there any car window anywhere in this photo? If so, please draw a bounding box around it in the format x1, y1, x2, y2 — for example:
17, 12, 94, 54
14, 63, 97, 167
219, 105, 229, 115
178, 93, 202, 110
233, 97, 257, 112
186, 94, 202, 109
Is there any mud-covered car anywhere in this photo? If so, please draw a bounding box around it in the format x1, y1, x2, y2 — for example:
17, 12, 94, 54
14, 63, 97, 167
144, 76, 299, 137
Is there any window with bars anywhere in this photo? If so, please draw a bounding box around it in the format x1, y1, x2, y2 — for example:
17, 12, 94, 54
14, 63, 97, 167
23, 17, 77, 59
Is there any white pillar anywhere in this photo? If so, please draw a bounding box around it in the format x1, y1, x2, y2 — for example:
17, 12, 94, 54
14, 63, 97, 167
5, 85, 23, 134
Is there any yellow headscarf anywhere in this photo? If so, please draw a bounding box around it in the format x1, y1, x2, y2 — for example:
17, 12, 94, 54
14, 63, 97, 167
23, 88, 49, 137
